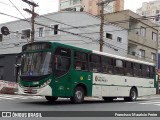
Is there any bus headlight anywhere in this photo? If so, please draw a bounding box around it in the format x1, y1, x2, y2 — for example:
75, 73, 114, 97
40, 79, 51, 88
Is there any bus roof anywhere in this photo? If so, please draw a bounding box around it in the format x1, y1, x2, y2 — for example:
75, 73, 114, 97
93, 50, 155, 66
35, 41, 155, 66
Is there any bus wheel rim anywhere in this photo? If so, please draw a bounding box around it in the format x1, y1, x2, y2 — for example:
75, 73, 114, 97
131, 91, 136, 100
75, 90, 82, 100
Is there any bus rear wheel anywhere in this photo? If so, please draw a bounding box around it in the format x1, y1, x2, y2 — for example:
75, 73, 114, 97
70, 86, 84, 104
124, 88, 137, 102
45, 96, 58, 102
129, 88, 137, 101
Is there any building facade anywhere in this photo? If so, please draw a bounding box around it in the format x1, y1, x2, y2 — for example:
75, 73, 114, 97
136, 0, 160, 24
105, 10, 159, 65
0, 11, 128, 82
59, 0, 124, 15
136, 0, 160, 68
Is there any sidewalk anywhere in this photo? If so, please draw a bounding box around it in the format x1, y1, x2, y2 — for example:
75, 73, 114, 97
0, 80, 18, 94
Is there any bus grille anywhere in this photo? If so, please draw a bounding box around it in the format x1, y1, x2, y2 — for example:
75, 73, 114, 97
23, 87, 38, 94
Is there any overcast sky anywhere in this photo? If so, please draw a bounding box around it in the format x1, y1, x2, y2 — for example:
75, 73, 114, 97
0, 0, 154, 24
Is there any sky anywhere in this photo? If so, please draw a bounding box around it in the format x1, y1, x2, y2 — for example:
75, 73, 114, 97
0, 0, 155, 24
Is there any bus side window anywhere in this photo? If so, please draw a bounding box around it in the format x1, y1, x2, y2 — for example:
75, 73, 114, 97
102, 56, 113, 74
124, 61, 133, 76
114, 59, 124, 75
150, 66, 154, 79
74, 51, 88, 71
54, 47, 71, 78
142, 65, 150, 78
89, 54, 101, 73
133, 63, 142, 77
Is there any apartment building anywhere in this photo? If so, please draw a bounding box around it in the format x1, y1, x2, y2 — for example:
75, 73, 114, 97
136, 0, 160, 24
59, 0, 124, 15
105, 10, 159, 64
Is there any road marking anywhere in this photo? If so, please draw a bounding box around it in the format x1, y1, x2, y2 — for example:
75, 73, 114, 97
0, 94, 43, 100
138, 102, 160, 104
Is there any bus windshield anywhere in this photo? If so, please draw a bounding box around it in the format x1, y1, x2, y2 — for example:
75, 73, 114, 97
21, 52, 52, 76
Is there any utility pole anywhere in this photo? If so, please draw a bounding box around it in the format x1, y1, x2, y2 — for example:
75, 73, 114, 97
97, 0, 115, 52
22, 0, 38, 43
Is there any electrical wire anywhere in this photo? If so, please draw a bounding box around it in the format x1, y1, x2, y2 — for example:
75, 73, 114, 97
0, 12, 157, 62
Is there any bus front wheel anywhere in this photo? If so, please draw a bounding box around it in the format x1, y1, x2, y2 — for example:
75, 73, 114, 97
70, 86, 84, 104
45, 96, 58, 102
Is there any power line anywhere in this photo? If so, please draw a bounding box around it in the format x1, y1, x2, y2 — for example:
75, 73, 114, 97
8, 0, 26, 19
64, 14, 160, 30
0, 12, 157, 62
0, 12, 96, 42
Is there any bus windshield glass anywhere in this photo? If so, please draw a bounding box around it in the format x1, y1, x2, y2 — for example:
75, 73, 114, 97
21, 52, 52, 76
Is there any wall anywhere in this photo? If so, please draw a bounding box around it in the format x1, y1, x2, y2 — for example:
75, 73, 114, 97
0, 54, 17, 82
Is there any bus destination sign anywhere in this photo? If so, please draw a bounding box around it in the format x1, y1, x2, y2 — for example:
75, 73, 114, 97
22, 43, 51, 51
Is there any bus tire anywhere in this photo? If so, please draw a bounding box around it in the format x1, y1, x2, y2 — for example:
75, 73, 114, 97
103, 97, 113, 102
129, 88, 137, 101
45, 96, 58, 102
70, 86, 84, 104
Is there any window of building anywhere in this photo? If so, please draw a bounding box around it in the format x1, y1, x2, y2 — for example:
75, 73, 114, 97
151, 52, 156, 61
152, 32, 157, 41
60, 1, 70, 9
21, 29, 30, 39
73, 0, 81, 4
140, 27, 146, 37
0, 34, 3, 42
106, 33, 112, 40
117, 37, 122, 43
139, 49, 145, 59
38, 27, 44, 37
51, 25, 59, 35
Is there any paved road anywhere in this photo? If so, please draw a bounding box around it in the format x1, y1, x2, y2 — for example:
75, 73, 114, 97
0, 94, 160, 120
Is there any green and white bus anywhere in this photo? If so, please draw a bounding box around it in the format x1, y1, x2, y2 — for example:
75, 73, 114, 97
18, 41, 156, 103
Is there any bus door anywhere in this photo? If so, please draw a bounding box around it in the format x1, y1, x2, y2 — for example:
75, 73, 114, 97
54, 47, 71, 96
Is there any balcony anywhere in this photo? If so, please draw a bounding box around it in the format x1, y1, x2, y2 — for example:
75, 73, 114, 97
128, 32, 157, 49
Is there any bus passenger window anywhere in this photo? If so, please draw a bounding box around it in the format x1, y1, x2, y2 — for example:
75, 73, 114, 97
89, 54, 101, 73
124, 62, 133, 76
102, 56, 113, 74
75, 61, 81, 70
114, 59, 124, 75
74, 51, 88, 71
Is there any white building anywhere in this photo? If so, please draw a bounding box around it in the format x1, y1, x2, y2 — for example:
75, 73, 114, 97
136, 0, 160, 24
0, 11, 128, 82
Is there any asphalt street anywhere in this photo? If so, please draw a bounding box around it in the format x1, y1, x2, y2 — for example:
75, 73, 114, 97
0, 94, 160, 120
